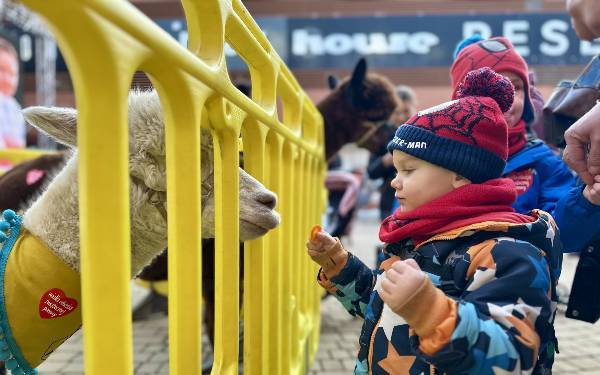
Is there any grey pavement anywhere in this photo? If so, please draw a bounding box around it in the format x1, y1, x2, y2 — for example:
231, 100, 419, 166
38, 209, 600, 374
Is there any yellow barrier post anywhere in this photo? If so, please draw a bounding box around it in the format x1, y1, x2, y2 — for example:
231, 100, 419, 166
241, 119, 268, 374
0, 149, 56, 167
152, 75, 208, 375
265, 132, 284, 374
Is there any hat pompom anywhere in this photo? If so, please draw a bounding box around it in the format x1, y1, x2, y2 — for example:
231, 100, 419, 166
456, 67, 514, 113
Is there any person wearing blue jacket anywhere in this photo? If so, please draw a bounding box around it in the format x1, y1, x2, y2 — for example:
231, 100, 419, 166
451, 36, 600, 253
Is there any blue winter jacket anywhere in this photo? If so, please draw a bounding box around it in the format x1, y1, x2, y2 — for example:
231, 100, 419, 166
504, 140, 600, 252
318, 211, 561, 374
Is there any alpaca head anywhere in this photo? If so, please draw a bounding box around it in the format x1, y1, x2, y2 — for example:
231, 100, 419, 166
320, 58, 399, 157
23, 91, 280, 243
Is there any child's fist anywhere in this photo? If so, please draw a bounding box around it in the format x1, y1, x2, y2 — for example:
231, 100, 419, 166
583, 175, 600, 206
306, 226, 347, 274
380, 259, 427, 314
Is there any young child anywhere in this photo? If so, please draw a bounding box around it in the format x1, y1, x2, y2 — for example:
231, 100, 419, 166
451, 36, 600, 253
307, 68, 562, 374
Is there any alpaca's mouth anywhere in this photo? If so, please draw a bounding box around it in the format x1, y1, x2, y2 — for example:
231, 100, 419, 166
240, 220, 270, 241
241, 212, 280, 231
240, 211, 280, 240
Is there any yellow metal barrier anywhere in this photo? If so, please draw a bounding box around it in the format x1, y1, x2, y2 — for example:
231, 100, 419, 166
0, 148, 55, 172
19, 0, 326, 374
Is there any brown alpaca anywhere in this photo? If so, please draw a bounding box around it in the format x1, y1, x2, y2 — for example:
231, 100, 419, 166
0, 152, 68, 212
317, 58, 399, 160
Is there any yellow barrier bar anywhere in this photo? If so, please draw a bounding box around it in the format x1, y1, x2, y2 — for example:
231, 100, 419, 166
213, 129, 241, 375
300, 155, 312, 355
309, 157, 326, 364
292, 149, 305, 373
0, 148, 54, 165
281, 143, 293, 371
241, 120, 268, 374
266, 132, 283, 373
19, 3, 139, 374
152, 76, 208, 374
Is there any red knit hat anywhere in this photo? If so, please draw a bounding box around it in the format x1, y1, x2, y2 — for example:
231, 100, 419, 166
450, 37, 533, 123
387, 67, 513, 183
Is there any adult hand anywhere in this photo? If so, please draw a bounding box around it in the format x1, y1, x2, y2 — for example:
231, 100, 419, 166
380, 259, 426, 314
583, 176, 600, 205
567, 0, 600, 40
563, 103, 600, 186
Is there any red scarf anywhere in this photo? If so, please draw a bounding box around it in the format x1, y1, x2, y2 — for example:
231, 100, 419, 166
508, 119, 527, 156
379, 179, 535, 245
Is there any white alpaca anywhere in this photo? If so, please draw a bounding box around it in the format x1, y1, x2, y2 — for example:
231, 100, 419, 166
0, 90, 279, 374
22, 90, 280, 276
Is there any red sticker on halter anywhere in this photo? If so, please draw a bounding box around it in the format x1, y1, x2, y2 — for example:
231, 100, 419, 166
39, 288, 78, 319
310, 225, 322, 241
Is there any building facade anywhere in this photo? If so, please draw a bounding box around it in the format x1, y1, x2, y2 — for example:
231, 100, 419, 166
14, 0, 597, 109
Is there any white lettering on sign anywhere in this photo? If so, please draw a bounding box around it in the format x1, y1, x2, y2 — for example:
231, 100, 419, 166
581, 40, 600, 56
540, 20, 570, 56
461, 19, 580, 59
292, 29, 439, 56
463, 21, 492, 40
324, 33, 355, 55
161, 16, 600, 64
503, 20, 530, 56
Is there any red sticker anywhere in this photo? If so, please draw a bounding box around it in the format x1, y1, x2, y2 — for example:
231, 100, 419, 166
39, 288, 78, 319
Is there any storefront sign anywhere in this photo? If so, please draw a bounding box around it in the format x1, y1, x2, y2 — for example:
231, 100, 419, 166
11, 12, 600, 72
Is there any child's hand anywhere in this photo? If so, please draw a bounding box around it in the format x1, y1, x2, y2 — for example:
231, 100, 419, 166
380, 259, 426, 314
583, 175, 600, 205
306, 227, 347, 273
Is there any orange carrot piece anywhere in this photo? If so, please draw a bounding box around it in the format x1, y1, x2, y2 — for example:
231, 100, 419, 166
310, 225, 322, 241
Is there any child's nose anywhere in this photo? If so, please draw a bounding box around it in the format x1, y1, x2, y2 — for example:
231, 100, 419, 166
391, 175, 402, 190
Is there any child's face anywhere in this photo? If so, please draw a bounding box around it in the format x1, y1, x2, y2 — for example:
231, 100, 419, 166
390, 150, 469, 213
500, 71, 525, 128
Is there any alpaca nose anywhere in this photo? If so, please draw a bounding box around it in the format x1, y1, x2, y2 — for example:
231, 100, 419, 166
256, 190, 277, 210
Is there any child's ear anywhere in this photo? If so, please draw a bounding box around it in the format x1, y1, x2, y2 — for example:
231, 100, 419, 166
452, 174, 471, 188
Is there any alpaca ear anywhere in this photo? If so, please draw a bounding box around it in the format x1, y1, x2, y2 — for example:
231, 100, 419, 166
22, 106, 78, 147
327, 75, 339, 90
349, 58, 367, 91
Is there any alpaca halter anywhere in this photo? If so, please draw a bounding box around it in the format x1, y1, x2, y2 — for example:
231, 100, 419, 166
0, 210, 81, 374
130, 175, 168, 221
354, 119, 388, 148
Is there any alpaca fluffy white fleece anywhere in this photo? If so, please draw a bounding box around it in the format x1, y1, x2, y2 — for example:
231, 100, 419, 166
22, 91, 280, 277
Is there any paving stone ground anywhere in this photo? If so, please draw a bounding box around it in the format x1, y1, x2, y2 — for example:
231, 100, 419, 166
37, 210, 600, 374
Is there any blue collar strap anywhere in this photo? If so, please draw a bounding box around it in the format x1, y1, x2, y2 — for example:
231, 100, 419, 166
0, 210, 38, 375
